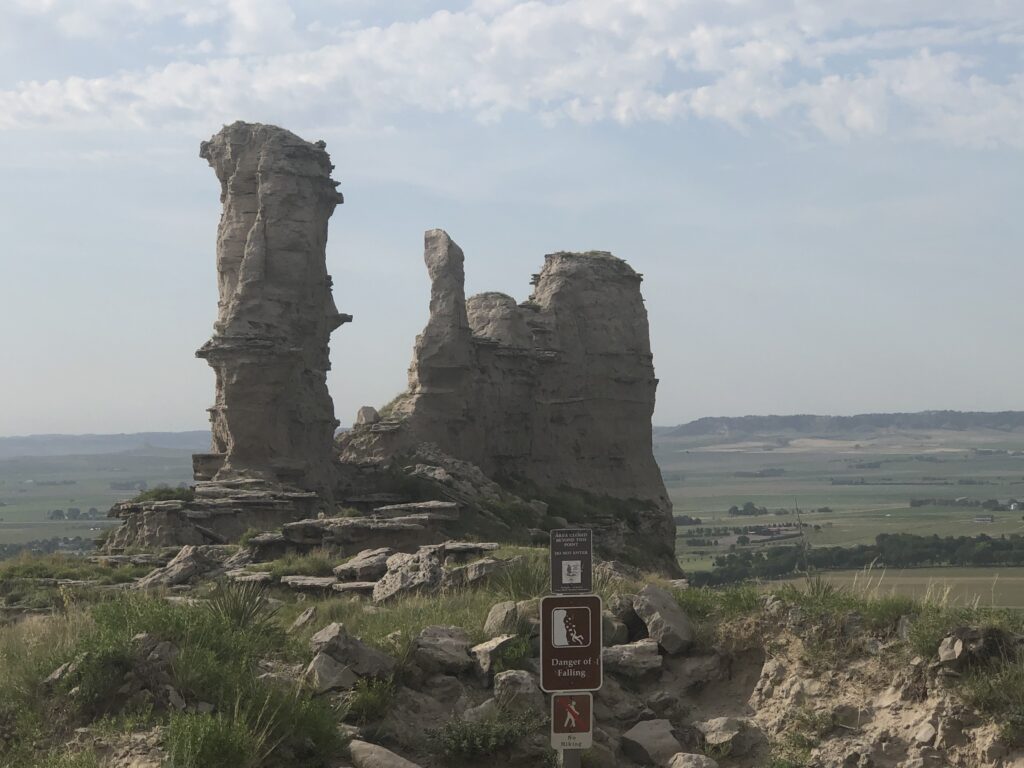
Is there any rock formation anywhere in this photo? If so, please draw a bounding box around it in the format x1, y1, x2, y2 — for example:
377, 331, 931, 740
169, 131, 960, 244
341, 229, 675, 568
107, 122, 348, 549
193, 121, 348, 500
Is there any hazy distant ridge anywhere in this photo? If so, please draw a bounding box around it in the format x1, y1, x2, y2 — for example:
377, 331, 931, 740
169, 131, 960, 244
668, 410, 1024, 437
0, 431, 211, 459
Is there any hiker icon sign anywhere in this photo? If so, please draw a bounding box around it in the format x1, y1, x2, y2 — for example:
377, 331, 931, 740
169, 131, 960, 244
551, 692, 593, 749
551, 607, 591, 648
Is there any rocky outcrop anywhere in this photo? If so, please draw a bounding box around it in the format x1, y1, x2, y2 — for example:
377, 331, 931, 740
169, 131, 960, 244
195, 121, 348, 501
340, 230, 675, 569
107, 122, 349, 549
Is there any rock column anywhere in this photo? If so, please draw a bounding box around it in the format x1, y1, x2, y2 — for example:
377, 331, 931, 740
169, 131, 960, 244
194, 122, 349, 503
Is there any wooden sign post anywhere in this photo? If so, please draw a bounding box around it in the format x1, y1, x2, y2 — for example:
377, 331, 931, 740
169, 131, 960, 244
544, 529, 601, 767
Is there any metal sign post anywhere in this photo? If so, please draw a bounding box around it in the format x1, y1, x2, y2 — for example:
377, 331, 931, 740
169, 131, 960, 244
545, 528, 601, 767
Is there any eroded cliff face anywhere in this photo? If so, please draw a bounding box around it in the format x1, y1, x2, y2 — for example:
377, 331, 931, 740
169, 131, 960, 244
341, 229, 675, 568
194, 121, 349, 501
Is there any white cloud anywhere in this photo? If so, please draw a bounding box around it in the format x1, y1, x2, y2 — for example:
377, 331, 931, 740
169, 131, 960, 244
1, 0, 1023, 147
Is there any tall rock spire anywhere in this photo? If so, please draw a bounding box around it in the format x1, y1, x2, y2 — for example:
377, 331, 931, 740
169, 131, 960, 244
194, 121, 349, 503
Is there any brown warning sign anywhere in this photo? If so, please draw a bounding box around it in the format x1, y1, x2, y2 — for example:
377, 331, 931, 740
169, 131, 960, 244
551, 692, 593, 750
539, 594, 603, 692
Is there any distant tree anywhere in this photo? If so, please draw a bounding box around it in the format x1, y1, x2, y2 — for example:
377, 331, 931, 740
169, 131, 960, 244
737, 535, 750, 545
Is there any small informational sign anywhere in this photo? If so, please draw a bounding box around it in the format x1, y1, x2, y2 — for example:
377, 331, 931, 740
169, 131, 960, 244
551, 692, 593, 750
550, 528, 593, 594
539, 594, 603, 692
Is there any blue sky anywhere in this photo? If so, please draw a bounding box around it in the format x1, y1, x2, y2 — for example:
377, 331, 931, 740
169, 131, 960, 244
1, 1, 1023, 436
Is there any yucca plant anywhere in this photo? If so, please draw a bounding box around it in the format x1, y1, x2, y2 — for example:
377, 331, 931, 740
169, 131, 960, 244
206, 581, 280, 636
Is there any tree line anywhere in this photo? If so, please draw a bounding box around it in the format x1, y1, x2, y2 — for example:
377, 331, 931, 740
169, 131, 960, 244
688, 532, 1024, 587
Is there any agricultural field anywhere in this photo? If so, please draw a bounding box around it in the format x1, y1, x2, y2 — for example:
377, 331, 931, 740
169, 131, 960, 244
657, 426, 1024, 573
0, 449, 195, 544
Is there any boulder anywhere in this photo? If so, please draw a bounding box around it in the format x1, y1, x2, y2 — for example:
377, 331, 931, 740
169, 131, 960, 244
413, 626, 474, 674
695, 717, 764, 758
309, 623, 396, 678
609, 594, 648, 640
668, 755, 719, 768
134, 545, 222, 589
484, 601, 519, 636
304, 652, 357, 694
334, 548, 393, 581
621, 719, 683, 765
373, 546, 444, 603
603, 612, 630, 646
494, 669, 544, 714
632, 585, 694, 654
471, 634, 519, 680
348, 739, 422, 768
603, 639, 663, 679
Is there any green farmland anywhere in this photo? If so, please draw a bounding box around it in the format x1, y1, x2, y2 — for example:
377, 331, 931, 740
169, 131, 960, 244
657, 426, 1024, 572
0, 451, 194, 544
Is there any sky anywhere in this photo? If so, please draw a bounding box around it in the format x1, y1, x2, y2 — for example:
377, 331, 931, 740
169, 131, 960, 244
1, 0, 1023, 436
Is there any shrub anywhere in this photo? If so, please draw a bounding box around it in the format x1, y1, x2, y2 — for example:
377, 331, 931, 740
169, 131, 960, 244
427, 711, 544, 759
206, 581, 281, 639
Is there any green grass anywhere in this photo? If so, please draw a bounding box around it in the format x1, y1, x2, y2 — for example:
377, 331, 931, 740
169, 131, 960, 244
260, 550, 336, 582
0, 552, 148, 585
777, 567, 1024, 609
165, 711, 255, 768
0, 584, 341, 768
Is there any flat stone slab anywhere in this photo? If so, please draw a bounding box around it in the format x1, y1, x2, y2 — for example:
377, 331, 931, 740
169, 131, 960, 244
280, 576, 338, 591
334, 548, 393, 581
332, 581, 377, 596
443, 541, 500, 554
226, 569, 273, 584
373, 500, 460, 520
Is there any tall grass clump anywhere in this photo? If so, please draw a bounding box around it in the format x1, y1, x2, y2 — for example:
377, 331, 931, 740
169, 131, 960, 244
165, 712, 254, 768
263, 550, 336, 582
490, 551, 548, 601
62, 586, 340, 764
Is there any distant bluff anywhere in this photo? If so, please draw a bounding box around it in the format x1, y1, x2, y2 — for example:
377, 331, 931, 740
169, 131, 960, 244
667, 410, 1024, 437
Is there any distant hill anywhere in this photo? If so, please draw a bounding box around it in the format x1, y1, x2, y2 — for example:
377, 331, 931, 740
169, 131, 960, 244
0, 431, 211, 459
666, 411, 1024, 437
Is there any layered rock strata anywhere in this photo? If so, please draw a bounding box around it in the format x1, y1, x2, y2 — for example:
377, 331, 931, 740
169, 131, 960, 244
195, 121, 348, 500
341, 229, 675, 568
108, 122, 348, 549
